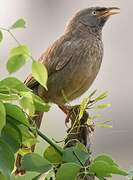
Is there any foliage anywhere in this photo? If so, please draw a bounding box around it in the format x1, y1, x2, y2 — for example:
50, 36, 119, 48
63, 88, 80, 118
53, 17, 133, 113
7, 45, 30, 73
32, 60, 48, 90
0, 18, 129, 180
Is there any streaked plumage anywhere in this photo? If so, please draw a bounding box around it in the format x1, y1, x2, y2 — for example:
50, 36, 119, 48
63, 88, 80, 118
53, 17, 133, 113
25, 7, 119, 105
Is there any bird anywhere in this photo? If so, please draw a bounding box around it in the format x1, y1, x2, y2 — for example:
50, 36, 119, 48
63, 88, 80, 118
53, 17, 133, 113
15, 7, 120, 176
24, 7, 120, 127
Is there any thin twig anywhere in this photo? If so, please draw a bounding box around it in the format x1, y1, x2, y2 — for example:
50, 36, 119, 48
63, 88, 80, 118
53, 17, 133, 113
0, 27, 35, 61
8, 30, 21, 45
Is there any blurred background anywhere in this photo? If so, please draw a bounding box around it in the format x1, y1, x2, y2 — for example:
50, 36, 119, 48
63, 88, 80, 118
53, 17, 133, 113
0, 0, 133, 179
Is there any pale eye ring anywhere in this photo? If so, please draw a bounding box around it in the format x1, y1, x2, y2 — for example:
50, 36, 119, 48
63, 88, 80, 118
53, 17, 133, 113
92, 10, 97, 15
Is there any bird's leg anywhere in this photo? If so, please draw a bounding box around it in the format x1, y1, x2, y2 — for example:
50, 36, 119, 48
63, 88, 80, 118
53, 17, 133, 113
59, 104, 95, 149
58, 105, 79, 127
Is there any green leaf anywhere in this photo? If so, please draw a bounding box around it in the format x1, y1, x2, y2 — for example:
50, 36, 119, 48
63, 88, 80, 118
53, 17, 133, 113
75, 142, 88, 153
89, 160, 112, 178
6, 116, 20, 126
94, 154, 118, 166
96, 123, 112, 129
95, 92, 108, 101
21, 153, 52, 173
20, 92, 35, 116
9, 45, 29, 58
110, 165, 128, 176
32, 60, 48, 89
4, 103, 30, 126
0, 30, 3, 43
79, 98, 88, 120
56, 162, 81, 180
1, 122, 22, 153
89, 89, 97, 98
7, 54, 27, 73
6, 117, 34, 152
44, 145, 62, 164
0, 101, 6, 132
90, 154, 128, 178
33, 94, 50, 112
6, 45, 30, 73
0, 86, 9, 93
0, 173, 7, 180
95, 104, 111, 109
0, 77, 30, 92
0, 93, 18, 101
63, 147, 89, 165
32, 174, 42, 180
18, 125, 37, 148
0, 139, 15, 180
10, 18, 26, 29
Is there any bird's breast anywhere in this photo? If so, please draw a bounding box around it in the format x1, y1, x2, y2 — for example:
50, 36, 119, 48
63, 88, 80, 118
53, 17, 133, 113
68, 39, 103, 99
43, 37, 103, 105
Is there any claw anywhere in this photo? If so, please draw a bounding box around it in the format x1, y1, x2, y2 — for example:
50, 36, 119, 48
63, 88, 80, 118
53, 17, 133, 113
65, 116, 70, 128
58, 105, 72, 128
65, 109, 73, 128
58, 105, 79, 128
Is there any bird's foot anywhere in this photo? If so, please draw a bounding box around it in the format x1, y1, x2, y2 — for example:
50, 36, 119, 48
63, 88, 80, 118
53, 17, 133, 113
59, 105, 79, 127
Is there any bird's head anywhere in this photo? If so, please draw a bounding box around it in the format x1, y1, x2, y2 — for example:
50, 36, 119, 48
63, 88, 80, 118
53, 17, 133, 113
66, 7, 120, 34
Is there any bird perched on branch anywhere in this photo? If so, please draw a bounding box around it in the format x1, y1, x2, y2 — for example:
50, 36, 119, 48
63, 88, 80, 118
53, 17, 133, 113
15, 7, 120, 176
25, 7, 120, 127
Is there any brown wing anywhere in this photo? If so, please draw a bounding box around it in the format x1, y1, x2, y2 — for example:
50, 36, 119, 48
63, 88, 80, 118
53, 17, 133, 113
24, 74, 37, 88
24, 36, 78, 89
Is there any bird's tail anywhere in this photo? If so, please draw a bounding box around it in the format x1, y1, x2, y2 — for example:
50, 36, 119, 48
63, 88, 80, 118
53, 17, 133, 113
31, 111, 44, 152
24, 74, 44, 129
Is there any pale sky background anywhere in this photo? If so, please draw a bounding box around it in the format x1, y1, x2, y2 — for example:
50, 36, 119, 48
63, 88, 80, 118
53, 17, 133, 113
0, 1, 133, 180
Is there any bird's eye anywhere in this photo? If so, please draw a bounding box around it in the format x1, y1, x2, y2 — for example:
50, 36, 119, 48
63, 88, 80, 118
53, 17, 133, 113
92, 10, 97, 16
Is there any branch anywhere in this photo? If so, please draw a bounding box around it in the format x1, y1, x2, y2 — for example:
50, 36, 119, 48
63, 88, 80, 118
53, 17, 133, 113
37, 129, 63, 156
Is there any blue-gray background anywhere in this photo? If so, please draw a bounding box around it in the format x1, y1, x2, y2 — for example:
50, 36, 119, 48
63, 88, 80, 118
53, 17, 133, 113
0, 1, 133, 179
